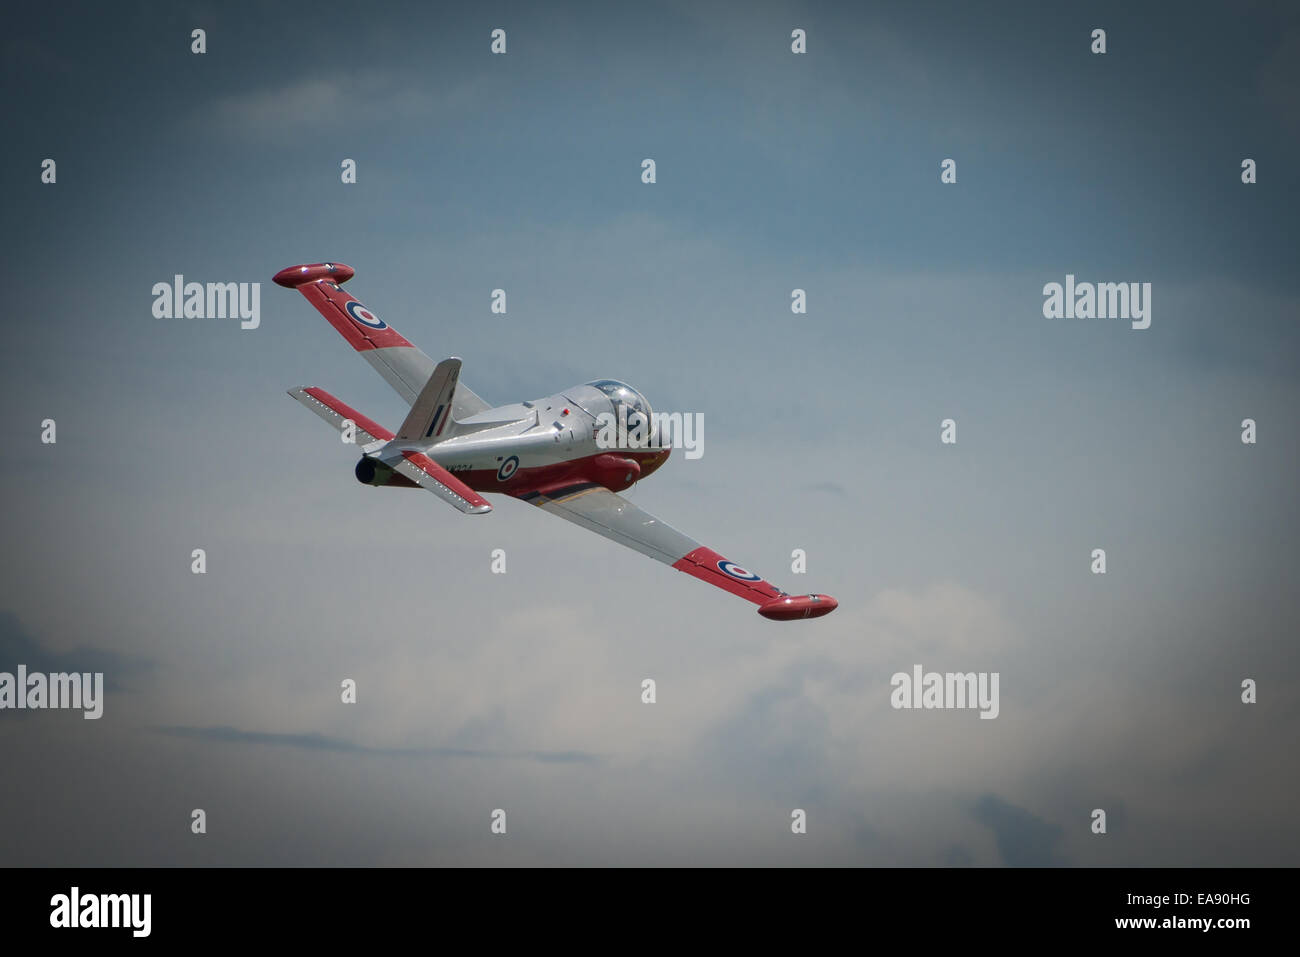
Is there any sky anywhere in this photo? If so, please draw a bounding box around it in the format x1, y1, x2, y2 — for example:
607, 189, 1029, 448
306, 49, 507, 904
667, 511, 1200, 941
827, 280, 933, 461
0, 0, 1297, 866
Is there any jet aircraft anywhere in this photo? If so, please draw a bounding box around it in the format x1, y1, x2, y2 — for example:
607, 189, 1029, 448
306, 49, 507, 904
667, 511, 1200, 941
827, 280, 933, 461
275, 262, 838, 620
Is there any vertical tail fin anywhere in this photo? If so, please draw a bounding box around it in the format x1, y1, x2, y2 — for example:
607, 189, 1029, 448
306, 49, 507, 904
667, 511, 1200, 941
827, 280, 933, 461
396, 358, 465, 443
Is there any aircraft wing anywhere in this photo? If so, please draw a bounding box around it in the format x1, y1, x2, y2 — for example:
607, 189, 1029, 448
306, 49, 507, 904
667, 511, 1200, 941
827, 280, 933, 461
273, 262, 490, 419
514, 483, 837, 620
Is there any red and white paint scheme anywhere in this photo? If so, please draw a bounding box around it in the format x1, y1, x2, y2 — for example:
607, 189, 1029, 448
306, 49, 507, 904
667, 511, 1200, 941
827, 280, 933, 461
275, 262, 837, 620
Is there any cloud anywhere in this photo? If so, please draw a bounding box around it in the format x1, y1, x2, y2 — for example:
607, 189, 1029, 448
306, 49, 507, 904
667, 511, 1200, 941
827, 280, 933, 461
0, 611, 154, 694
970, 794, 1068, 867
151, 724, 602, 765
200, 70, 484, 142
2, 0, 1298, 867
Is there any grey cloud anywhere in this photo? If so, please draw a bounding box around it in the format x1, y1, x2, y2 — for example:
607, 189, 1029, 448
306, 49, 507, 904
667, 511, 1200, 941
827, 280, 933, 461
0, 611, 154, 694
152, 725, 603, 765
971, 794, 1068, 867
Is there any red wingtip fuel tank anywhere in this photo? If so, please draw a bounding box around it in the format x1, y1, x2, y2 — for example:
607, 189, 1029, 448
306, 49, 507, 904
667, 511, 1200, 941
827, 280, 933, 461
758, 594, 839, 620
273, 262, 356, 287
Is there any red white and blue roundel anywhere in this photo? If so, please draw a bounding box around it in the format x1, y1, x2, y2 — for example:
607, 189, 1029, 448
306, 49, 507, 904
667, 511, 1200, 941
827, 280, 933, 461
717, 560, 762, 582
345, 300, 386, 330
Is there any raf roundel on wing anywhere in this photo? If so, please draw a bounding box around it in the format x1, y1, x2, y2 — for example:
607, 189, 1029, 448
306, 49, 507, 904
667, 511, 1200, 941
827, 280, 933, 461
345, 300, 387, 330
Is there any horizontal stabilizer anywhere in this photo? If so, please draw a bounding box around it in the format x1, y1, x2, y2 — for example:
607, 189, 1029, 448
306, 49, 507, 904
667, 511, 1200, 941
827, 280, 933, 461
288, 386, 394, 444
390, 451, 492, 515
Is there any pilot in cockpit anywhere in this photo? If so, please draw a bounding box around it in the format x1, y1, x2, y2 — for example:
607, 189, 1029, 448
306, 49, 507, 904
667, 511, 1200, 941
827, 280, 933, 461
586, 379, 654, 447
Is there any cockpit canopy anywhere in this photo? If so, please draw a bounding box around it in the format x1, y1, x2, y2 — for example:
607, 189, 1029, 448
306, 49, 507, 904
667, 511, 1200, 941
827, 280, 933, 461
586, 380, 652, 421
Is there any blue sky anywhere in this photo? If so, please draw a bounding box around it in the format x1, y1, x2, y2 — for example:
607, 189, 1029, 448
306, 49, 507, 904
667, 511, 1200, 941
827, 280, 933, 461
1, 0, 1297, 865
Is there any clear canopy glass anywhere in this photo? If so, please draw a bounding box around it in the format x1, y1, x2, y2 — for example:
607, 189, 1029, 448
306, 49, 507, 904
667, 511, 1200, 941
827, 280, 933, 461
586, 380, 652, 420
